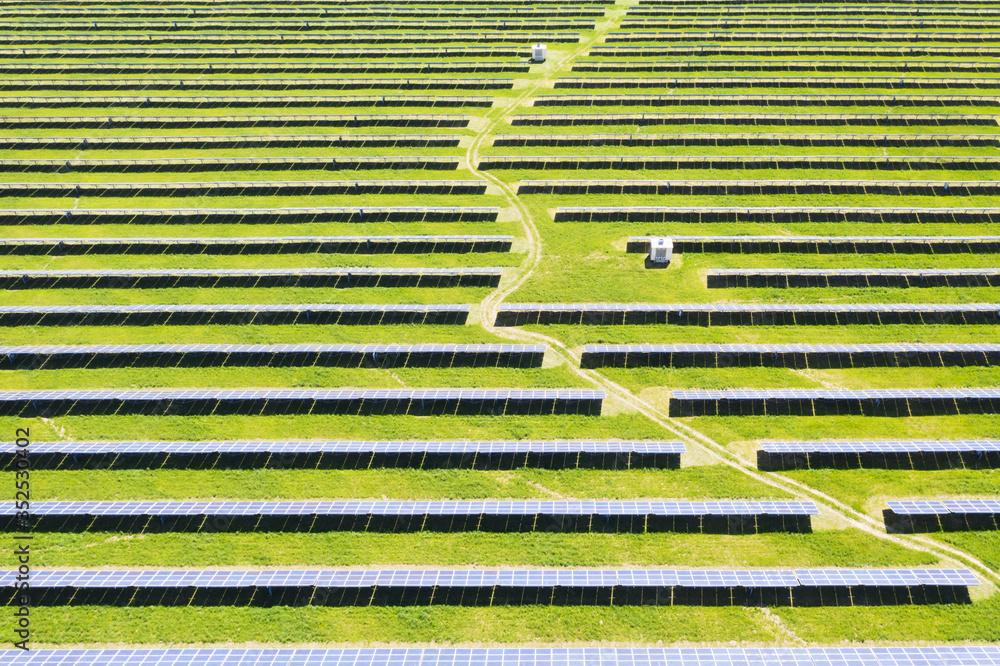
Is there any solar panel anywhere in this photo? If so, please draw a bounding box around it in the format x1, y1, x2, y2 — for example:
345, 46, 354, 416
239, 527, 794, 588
559, 207, 1000, 224
884, 500, 1000, 533
0, 303, 471, 327
0, 568, 976, 607
532, 93, 998, 107
626, 236, 1000, 256
0, 388, 605, 417
2, 647, 999, 666
0, 207, 500, 225
707, 268, 1000, 289
0, 115, 472, 130
0, 267, 503, 290
0, 343, 542, 370
495, 303, 1000, 327
0, 439, 685, 470
519, 181, 999, 196
516, 113, 996, 127
670, 388, 1000, 417
3, 500, 818, 534
581, 343, 1000, 368
0, 180, 488, 198
757, 440, 1000, 471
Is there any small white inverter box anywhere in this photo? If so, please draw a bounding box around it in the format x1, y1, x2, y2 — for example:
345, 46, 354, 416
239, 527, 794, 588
531, 44, 547, 62
648, 237, 673, 265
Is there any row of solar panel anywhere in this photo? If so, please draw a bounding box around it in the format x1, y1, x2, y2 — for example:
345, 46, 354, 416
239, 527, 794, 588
554, 77, 1000, 89
706, 269, 1000, 289
884, 501, 1000, 533
669, 389, 1000, 417
759, 440, 1000, 470
619, 18, 1000, 26
0, 268, 504, 290
0, 181, 488, 196
580, 343, 1000, 368
531, 94, 1000, 106
518, 181, 1000, 195
605, 30, 1000, 41
0, 500, 817, 535
0, 388, 606, 417
560, 206, 1000, 223
0, 343, 544, 369
0, 96, 495, 108
590, 45, 1000, 55
0, 157, 463, 173
0, 567, 977, 607
512, 113, 997, 126
482, 156, 1000, 170
0, 79, 515, 91
572, 60, 1000, 72
630, 6, 1000, 15
3, 647, 999, 666
0, 61, 529, 73
0, 37, 568, 47
496, 133, 1000, 147
1, 303, 997, 328
0, 439, 685, 470
2, 438, 995, 471
0, 134, 464, 149
0, 207, 498, 225
0, 8, 606, 17
0, 235, 514, 255
494, 303, 1000, 326
0, 115, 473, 129
625, 236, 1000, 254
0, 19, 596, 29
0, 303, 471, 326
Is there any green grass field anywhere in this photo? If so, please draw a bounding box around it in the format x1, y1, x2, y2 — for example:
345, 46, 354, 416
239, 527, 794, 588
2, 0, 1000, 651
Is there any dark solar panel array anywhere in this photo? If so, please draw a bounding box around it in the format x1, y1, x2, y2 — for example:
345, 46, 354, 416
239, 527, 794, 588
513, 113, 997, 127
0, 180, 488, 198
481, 155, 1000, 170
580, 343, 1000, 369
0, 78, 515, 92
559, 207, 1000, 223
0, 235, 514, 256
495, 303, 1000, 327
707, 268, 1000, 289
0, 18, 596, 30
606, 29, 1000, 41
0, 440, 685, 471
0, 388, 606, 417
0, 134, 464, 149
0, 304, 472, 327
2, 500, 817, 535
0, 95, 495, 109
0, 303, 476, 327
670, 389, 1000, 417
757, 440, 1000, 471
0, 61, 528, 75
0, 567, 976, 607
884, 500, 1000, 533
626, 236, 1000, 255
0, 156, 462, 172
554, 76, 1000, 89
590, 45, 1000, 57
0, 267, 503, 290
0, 343, 544, 369
519, 181, 1000, 196
3, 647, 999, 666
531, 93, 999, 106
0, 207, 499, 226
571, 60, 1000, 73
0, 115, 472, 130
496, 133, 1000, 147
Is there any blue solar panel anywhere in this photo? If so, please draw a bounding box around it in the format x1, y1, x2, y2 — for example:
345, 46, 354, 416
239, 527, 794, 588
0, 568, 975, 589
761, 441, 1000, 454
1, 500, 818, 518
888, 500, 1000, 515
0, 440, 686, 456
3, 647, 999, 666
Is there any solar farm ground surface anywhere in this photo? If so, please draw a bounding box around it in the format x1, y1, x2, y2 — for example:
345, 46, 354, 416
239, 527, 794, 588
1, 0, 1000, 651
